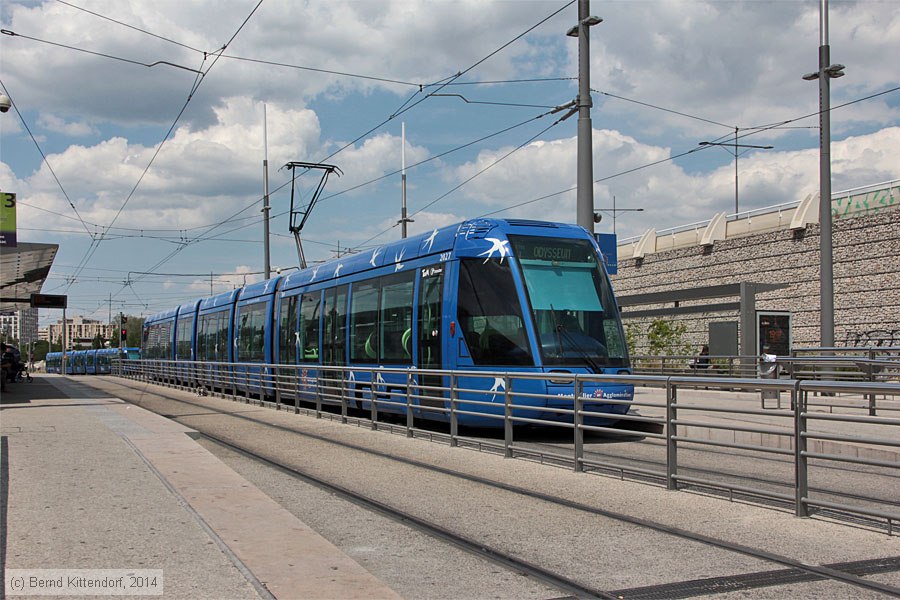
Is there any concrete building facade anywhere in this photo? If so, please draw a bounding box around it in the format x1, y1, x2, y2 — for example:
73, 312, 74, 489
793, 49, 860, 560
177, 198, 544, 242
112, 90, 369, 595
610, 181, 899, 355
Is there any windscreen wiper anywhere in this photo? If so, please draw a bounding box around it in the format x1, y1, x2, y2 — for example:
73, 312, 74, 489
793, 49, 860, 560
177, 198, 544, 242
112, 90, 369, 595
558, 327, 603, 374
548, 305, 564, 360
549, 305, 603, 374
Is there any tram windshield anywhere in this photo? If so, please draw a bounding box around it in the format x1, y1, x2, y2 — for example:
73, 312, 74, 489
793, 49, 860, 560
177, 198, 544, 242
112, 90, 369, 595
509, 235, 629, 369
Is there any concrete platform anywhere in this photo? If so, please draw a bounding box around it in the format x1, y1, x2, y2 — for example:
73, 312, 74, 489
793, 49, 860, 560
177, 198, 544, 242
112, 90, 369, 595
0, 376, 400, 599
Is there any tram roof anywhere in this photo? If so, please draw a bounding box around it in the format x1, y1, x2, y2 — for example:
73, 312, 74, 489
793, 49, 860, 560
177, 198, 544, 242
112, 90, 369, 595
280, 218, 587, 291
142, 218, 593, 324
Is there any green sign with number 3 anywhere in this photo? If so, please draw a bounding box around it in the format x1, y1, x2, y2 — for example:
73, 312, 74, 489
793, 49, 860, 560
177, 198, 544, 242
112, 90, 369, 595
0, 191, 16, 247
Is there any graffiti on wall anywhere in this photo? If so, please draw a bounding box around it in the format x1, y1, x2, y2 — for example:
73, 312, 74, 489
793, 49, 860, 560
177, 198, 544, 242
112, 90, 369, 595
845, 329, 900, 347
833, 186, 899, 220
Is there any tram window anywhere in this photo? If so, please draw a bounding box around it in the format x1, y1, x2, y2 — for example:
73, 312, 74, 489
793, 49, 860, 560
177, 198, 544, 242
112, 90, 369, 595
176, 316, 193, 360
200, 316, 210, 361
278, 296, 298, 364
197, 315, 209, 361
350, 282, 379, 362
299, 292, 321, 362
323, 286, 348, 366
238, 302, 267, 362
161, 322, 173, 359
215, 312, 229, 362
509, 235, 629, 368
418, 269, 443, 370
457, 259, 533, 366
380, 273, 414, 363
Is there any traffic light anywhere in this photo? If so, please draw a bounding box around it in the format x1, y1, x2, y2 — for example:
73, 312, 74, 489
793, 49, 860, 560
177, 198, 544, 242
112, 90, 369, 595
121, 314, 127, 323
121, 328, 127, 340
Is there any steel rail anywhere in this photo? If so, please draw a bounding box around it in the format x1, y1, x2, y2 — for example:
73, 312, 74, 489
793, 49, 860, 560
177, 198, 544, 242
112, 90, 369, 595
95, 376, 900, 598
194, 430, 616, 600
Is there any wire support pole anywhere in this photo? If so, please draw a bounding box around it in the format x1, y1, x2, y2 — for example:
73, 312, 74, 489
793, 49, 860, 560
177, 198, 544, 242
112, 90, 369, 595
802, 0, 844, 348
733, 127, 739, 215
263, 103, 271, 279
818, 33, 835, 349
400, 122, 413, 238
574, 0, 597, 233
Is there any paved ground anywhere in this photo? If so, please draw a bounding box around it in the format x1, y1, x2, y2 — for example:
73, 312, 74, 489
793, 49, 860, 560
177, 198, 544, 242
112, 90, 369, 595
2, 374, 899, 599
1, 376, 399, 599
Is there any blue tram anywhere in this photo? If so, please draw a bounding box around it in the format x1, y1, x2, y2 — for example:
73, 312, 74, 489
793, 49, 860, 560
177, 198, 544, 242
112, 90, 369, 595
44, 348, 140, 375
143, 218, 634, 426
45, 351, 62, 373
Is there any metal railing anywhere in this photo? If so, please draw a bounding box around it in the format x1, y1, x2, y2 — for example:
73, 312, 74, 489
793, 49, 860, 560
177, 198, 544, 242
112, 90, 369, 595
111, 359, 900, 534
632, 349, 900, 381
631, 354, 759, 378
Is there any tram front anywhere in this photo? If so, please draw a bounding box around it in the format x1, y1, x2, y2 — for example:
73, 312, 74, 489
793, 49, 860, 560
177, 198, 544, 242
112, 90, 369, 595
453, 220, 633, 426
508, 233, 633, 423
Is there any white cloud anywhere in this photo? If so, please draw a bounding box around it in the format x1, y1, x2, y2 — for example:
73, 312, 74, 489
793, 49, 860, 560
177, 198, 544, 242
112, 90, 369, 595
2, 0, 897, 317
13, 97, 321, 233
445, 126, 900, 240
186, 265, 261, 293
36, 114, 99, 137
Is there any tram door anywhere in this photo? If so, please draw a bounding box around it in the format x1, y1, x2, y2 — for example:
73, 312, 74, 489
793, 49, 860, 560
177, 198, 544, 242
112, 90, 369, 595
322, 285, 348, 404
417, 267, 445, 413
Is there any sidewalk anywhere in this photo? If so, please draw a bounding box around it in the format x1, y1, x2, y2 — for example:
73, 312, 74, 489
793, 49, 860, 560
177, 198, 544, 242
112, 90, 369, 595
1, 375, 400, 599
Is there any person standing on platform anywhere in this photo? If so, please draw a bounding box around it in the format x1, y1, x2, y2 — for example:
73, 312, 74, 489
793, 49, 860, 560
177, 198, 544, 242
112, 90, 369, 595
691, 345, 710, 369
1, 343, 15, 391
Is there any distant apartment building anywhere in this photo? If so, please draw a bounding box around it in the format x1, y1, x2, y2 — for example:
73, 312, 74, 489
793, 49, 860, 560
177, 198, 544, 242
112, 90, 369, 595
38, 316, 115, 348
0, 308, 39, 345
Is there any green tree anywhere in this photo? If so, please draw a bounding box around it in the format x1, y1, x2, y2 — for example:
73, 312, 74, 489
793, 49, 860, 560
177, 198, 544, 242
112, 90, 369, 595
92, 332, 105, 349
646, 319, 692, 356
624, 322, 641, 355
124, 316, 144, 348
32, 340, 50, 362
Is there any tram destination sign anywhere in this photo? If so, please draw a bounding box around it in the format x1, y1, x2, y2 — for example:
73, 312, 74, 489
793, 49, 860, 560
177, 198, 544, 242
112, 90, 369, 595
512, 237, 591, 263
30, 293, 68, 309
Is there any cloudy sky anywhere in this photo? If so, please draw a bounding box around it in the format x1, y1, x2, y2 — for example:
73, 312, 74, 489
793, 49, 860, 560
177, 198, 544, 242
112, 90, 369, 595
1, 0, 898, 323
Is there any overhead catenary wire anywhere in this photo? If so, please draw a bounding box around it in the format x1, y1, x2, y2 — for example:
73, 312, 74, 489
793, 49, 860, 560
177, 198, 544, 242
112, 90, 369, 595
0, 29, 203, 74
350, 104, 573, 251
479, 84, 900, 219
112, 0, 574, 262
20, 0, 575, 288
85, 3, 575, 306
25, 2, 898, 316
591, 87, 735, 130
0, 79, 96, 240
302, 0, 577, 172
64, 0, 267, 293
54, 0, 206, 54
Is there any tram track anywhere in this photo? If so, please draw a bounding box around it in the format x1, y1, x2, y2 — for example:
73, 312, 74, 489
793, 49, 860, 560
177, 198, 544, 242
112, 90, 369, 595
195, 429, 616, 600
78, 376, 900, 598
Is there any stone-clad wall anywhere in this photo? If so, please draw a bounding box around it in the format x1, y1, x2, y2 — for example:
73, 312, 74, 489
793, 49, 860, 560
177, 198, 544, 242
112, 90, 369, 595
611, 208, 900, 352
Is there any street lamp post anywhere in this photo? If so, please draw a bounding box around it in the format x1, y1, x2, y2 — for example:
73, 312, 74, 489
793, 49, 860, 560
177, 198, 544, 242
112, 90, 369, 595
699, 132, 773, 215
802, 0, 845, 349
567, 0, 602, 232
